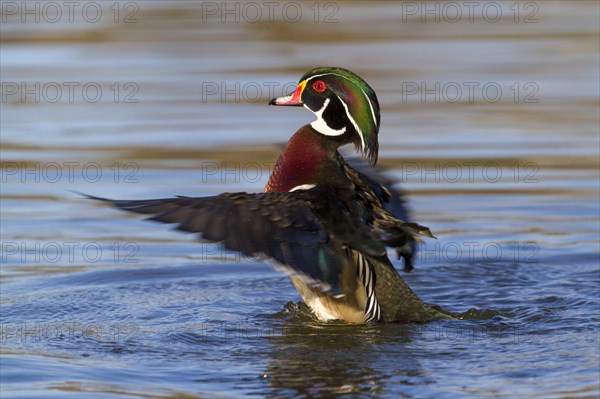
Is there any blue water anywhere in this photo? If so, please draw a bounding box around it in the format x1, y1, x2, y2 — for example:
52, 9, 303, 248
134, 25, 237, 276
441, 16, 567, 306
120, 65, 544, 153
1, 1, 599, 398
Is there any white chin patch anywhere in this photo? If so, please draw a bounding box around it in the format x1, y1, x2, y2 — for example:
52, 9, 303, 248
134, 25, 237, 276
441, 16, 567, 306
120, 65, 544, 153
311, 119, 346, 137
307, 99, 346, 137
289, 184, 316, 192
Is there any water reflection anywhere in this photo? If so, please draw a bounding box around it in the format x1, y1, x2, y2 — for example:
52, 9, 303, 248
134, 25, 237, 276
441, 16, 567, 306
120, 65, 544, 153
264, 321, 416, 396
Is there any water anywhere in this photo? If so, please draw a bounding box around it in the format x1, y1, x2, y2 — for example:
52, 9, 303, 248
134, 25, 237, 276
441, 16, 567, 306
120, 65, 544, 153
1, 1, 599, 398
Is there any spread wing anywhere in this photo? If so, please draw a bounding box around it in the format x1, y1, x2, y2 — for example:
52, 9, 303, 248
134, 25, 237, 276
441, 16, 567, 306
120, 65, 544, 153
339, 154, 430, 271
82, 186, 388, 293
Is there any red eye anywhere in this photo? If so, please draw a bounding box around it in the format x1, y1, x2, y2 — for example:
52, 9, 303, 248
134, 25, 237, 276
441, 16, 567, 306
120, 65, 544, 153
312, 80, 326, 92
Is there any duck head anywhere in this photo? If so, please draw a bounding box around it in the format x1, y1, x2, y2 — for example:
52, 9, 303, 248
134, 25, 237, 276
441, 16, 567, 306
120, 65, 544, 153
270, 67, 381, 164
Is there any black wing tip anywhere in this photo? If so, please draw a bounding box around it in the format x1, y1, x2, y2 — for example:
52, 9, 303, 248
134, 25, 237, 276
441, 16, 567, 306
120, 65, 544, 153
71, 190, 110, 202
399, 251, 415, 272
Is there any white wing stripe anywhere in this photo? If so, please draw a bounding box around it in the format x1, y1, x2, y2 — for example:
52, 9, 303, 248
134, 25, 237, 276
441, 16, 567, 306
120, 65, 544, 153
356, 252, 381, 322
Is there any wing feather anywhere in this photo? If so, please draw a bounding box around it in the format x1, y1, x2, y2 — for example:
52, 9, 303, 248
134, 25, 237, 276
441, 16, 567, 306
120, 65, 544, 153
81, 188, 382, 292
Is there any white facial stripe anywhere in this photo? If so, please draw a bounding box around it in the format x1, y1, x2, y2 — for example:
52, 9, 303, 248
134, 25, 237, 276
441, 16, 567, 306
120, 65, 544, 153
336, 94, 365, 151
359, 86, 379, 128
307, 71, 378, 134
307, 72, 347, 81
308, 98, 347, 137
308, 73, 376, 123
289, 184, 316, 192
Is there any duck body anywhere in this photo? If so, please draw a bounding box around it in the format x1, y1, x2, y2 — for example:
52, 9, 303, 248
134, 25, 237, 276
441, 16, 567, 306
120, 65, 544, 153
86, 67, 452, 323
265, 125, 348, 193
262, 124, 444, 322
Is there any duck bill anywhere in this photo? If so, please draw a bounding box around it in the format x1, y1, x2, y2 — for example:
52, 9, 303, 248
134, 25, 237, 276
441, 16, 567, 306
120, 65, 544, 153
269, 80, 306, 106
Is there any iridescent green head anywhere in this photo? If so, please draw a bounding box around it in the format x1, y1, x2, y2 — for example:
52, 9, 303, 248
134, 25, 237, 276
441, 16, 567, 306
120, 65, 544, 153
270, 67, 381, 164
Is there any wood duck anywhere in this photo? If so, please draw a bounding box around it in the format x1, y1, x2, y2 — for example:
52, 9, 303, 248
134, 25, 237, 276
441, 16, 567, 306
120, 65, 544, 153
86, 67, 451, 323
